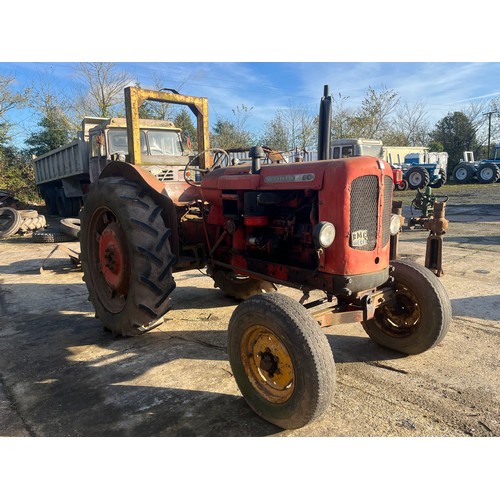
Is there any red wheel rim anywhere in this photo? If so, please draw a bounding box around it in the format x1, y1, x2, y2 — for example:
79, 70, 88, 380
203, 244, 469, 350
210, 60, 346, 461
98, 222, 129, 294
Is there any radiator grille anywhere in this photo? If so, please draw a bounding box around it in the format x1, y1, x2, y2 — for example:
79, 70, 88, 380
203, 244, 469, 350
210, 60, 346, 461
153, 169, 174, 182
381, 175, 393, 246
350, 175, 379, 251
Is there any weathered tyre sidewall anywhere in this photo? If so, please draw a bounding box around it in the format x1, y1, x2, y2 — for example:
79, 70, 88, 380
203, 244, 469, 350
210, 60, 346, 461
228, 293, 336, 429
80, 177, 175, 336
362, 260, 452, 355
0, 207, 22, 238
60, 218, 81, 239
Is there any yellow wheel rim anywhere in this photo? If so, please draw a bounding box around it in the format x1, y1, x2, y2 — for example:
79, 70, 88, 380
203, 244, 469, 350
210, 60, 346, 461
240, 325, 295, 404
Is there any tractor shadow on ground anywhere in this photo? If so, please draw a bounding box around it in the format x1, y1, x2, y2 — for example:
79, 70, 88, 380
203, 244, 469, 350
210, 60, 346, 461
451, 295, 500, 321
0, 298, 281, 437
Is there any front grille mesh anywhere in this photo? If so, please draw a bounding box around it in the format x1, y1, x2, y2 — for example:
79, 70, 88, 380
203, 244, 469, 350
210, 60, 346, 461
381, 175, 393, 246
154, 169, 174, 182
350, 175, 379, 251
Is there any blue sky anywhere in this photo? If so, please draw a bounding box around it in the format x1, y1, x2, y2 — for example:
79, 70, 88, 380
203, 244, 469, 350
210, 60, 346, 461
1, 2, 499, 146
2, 61, 500, 146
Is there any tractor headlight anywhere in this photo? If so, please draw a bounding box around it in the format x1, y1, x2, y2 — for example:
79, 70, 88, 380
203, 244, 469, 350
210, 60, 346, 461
313, 222, 336, 249
390, 214, 402, 235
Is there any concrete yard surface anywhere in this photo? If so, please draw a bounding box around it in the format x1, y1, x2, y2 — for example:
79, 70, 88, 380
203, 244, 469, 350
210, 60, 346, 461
0, 184, 499, 438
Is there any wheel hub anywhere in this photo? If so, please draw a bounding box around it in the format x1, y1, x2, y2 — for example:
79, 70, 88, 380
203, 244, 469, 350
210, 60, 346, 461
377, 286, 420, 336
480, 168, 493, 180
98, 222, 129, 294
241, 326, 294, 403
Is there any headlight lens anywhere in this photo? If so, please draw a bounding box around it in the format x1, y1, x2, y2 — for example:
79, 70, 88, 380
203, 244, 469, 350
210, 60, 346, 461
390, 214, 402, 235
313, 222, 336, 249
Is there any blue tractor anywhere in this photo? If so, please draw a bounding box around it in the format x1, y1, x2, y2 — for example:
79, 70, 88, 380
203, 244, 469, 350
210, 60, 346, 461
452, 147, 500, 184
403, 152, 448, 190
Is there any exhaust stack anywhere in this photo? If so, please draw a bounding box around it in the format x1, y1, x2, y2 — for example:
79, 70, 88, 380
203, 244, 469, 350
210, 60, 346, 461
318, 85, 332, 160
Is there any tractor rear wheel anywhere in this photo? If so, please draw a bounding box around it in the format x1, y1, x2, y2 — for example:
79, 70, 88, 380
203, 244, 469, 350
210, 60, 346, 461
228, 293, 336, 429
361, 260, 451, 355
453, 163, 474, 183
406, 167, 430, 189
477, 164, 500, 184
80, 176, 176, 336
210, 267, 275, 300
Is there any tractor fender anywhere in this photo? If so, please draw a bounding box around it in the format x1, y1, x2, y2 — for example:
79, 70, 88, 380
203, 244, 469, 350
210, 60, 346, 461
98, 160, 181, 258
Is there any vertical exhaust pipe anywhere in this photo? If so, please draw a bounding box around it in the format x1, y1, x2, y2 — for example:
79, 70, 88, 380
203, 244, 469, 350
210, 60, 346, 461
318, 85, 332, 160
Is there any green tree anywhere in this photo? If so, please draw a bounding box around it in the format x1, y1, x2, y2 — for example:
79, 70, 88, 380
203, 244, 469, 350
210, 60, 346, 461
260, 110, 290, 151
25, 112, 71, 157
173, 108, 197, 150
430, 111, 479, 170
211, 105, 255, 149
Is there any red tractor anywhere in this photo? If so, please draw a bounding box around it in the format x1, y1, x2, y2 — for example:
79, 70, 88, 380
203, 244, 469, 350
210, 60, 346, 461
79, 86, 451, 429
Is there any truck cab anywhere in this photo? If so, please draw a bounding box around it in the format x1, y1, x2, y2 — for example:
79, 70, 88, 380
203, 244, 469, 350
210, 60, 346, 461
331, 138, 384, 159
34, 115, 191, 217
331, 138, 403, 188
88, 117, 188, 184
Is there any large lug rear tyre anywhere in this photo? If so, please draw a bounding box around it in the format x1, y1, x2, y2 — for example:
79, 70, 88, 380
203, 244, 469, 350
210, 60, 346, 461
80, 176, 176, 336
406, 166, 430, 190
361, 260, 451, 355
210, 266, 275, 300
429, 168, 447, 188
453, 163, 474, 184
228, 293, 336, 429
477, 163, 500, 184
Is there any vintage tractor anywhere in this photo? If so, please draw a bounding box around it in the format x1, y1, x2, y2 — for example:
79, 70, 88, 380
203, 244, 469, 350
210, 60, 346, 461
79, 86, 451, 430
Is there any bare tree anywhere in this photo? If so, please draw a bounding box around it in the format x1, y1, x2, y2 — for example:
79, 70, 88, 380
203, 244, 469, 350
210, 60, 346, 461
28, 68, 78, 139
348, 85, 400, 139
74, 62, 132, 118
331, 93, 353, 139
391, 100, 431, 146
0, 74, 30, 145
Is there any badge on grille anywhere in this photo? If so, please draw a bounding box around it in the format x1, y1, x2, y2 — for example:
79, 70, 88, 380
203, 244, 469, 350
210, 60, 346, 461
351, 229, 368, 247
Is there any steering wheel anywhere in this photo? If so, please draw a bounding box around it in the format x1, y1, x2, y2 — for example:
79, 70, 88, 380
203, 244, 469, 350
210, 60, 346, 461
184, 148, 229, 186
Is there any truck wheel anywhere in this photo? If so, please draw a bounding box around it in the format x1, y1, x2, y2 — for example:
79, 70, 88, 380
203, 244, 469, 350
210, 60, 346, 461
406, 167, 430, 189
210, 267, 275, 300
453, 163, 474, 183
80, 176, 176, 336
42, 187, 59, 215
0, 207, 22, 238
228, 293, 336, 429
56, 188, 80, 217
477, 164, 500, 184
361, 260, 451, 355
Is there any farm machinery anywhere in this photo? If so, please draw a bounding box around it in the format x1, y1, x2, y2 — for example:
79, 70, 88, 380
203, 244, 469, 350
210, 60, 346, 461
452, 148, 500, 184
79, 85, 451, 430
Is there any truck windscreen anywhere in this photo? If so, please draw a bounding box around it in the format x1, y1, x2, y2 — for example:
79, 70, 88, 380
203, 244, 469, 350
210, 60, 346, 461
108, 129, 147, 155
147, 130, 183, 156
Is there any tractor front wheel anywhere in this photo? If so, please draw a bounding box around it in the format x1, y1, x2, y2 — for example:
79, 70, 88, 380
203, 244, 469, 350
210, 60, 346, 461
362, 260, 451, 355
228, 293, 336, 429
80, 176, 176, 336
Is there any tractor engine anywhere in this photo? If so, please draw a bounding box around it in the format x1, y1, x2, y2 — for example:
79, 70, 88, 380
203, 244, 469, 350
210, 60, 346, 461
201, 154, 397, 298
